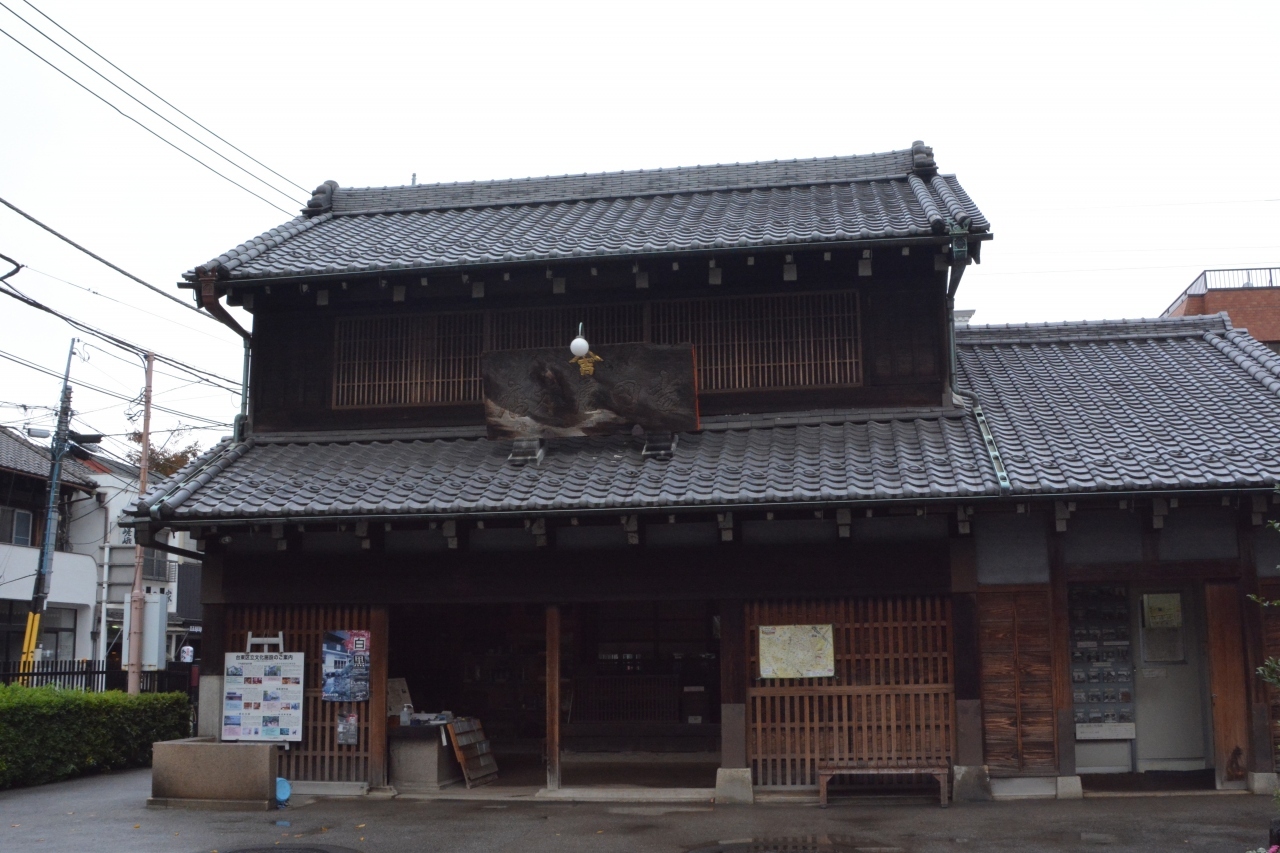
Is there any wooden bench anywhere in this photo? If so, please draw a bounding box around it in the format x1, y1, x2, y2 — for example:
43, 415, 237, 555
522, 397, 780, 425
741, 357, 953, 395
817, 759, 951, 807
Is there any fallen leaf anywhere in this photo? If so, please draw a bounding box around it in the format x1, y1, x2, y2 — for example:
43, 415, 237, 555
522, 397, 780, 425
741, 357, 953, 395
356, 824, 366, 828
10, 825, 18, 828
133, 825, 141, 829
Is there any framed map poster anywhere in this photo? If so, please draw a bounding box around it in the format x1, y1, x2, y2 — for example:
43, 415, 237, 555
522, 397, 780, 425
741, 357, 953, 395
758, 624, 835, 679
223, 652, 305, 742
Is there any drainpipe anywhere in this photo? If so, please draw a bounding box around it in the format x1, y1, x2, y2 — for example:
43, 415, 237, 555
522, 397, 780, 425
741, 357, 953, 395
198, 272, 252, 442
944, 234, 1011, 495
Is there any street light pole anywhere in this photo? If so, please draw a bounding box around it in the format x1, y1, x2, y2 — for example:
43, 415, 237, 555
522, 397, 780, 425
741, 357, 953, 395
126, 352, 154, 695
19, 339, 76, 672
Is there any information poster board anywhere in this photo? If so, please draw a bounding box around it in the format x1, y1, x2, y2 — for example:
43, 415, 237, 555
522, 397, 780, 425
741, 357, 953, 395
758, 624, 835, 679
223, 652, 304, 742
322, 629, 371, 702
1067, 585, 1136, 740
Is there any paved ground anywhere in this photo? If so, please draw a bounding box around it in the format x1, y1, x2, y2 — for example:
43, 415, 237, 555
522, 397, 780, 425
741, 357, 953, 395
0, 769, 1274, 853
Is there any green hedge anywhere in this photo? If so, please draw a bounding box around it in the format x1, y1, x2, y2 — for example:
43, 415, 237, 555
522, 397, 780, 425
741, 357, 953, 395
0, 685, 190, 788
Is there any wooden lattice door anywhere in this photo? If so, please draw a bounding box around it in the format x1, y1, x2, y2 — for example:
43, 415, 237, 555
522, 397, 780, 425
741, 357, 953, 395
226, 605, 388, 785
745, 597, 954, 788
977, 589, 1057, 774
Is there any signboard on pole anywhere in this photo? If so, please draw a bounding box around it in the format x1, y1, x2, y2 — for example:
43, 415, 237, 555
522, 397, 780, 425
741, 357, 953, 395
223, 652, 304, 742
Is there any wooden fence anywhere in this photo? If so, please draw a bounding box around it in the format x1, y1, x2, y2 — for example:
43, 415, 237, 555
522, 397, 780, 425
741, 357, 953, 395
746, 597, 954, 787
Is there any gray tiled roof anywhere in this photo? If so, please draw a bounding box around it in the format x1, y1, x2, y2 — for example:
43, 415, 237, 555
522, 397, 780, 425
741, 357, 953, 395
128, 313, 1280, 527
136, 418, 995, 523
186, 144, 988, 283
0, 427, 97, 488
956, 313, 1280, 493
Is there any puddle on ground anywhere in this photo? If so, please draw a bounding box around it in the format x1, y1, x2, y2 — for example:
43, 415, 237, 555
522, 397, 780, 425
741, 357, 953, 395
687, 838, 901, 853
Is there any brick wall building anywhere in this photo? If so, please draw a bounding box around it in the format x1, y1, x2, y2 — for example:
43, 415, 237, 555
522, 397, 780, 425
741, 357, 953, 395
1164, 267, 1280, 350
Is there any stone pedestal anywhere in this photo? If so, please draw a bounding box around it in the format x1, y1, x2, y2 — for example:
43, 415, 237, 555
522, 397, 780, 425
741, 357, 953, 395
148, 737, 277, 810
714, 768, 754, 804
951, 765, 992, 802
388, 726, 463, 789
1249, 771, 1279, 795
1055, 775, 1083, 799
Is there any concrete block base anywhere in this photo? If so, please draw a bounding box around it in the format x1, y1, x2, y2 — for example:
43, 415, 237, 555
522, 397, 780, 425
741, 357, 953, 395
714, 768, 754, 804
1056, 775, 1083, 799
1249, 772, 1279, 795
290, 781, 370, 797
151, 737, 277, 809
146, 797, 272, 811
951, 765, 992, 802
989, 776, 1056, 800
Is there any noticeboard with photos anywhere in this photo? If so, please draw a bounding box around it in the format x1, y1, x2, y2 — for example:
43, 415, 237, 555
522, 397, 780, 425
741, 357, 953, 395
1068, 585, 1136, 740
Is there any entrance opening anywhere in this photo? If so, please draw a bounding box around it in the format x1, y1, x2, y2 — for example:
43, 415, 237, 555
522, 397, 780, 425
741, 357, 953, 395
1069, 583, 1221, 793
387, 601, 721, 790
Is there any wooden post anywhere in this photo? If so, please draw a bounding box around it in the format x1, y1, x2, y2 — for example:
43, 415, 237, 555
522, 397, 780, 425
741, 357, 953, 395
545, 603, 561, 791
719, 600, 747, 769
369, 606, 389, 788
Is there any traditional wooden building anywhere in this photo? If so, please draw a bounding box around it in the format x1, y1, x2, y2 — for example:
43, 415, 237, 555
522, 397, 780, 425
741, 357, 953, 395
125, 143, 1280, 801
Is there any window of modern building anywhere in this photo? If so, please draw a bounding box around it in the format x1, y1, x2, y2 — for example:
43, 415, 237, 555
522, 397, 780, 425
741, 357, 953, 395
0, 601, 76, 662
0, 506, 34, 547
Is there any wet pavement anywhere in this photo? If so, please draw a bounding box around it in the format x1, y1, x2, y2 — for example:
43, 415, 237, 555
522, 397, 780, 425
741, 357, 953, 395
0, 768, 1273, 852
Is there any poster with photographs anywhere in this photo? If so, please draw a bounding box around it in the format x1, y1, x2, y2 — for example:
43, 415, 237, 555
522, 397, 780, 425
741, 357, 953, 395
322, 630, 371, 702
223, 652, 305, 742
1068, 584, 1136, 740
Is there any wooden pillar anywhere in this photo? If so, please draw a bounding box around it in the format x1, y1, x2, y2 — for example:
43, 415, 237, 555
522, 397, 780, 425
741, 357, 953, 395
1050, 532, 1075, 776
719, 599, 747, 769
1239, 514, 1275, 775
949, 538, 983, 767
545, 603, 561, 791
369, 605, 389, 788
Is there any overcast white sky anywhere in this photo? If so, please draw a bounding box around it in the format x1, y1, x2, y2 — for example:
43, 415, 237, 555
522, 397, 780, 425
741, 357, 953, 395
1, 0, 1277, 459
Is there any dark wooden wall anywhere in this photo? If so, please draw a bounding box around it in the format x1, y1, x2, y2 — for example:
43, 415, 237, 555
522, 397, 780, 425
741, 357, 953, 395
248, 251, 948, 432
212, 539, 952, 606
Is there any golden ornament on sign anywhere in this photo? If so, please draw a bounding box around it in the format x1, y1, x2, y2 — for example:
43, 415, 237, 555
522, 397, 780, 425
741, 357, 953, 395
570, 351, 603, 376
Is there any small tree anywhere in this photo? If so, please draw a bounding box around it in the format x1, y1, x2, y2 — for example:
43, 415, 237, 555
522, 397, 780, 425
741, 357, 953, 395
126, 431, 201, 478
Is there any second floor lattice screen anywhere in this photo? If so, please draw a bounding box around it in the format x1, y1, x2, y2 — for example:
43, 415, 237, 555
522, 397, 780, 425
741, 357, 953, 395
333, 291, 860, 408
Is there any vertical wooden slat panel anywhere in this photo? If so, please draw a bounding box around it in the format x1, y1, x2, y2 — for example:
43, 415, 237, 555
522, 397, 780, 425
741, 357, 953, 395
746, 596, 954, 788
226, 604, 375, 784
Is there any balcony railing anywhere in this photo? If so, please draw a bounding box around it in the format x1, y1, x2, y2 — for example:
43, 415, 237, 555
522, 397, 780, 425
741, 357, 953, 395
142, 551, 177, 583
1163, 267, 1280, 316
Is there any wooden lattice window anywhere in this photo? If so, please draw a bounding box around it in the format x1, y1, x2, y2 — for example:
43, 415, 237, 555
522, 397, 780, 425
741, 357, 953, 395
652, 291, 861, 392
489, 303, 644, 350
332, 291, 860, 408
333, 313, 483, 408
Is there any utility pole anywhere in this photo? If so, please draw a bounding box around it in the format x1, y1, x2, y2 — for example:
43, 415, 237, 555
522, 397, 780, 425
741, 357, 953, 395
19, 339, 76, 672
126, 352, 154, 695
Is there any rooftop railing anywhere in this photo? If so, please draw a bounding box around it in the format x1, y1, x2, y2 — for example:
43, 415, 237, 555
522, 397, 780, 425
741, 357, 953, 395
1162, 267, 1280, 316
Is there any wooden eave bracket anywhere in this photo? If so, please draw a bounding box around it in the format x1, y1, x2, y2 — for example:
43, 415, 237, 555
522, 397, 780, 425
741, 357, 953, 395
717, 511, 734, 542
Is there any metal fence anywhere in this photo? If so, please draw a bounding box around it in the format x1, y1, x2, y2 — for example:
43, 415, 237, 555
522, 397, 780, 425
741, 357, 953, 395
1163, 267, 1280, 315
0, 659, 194, 694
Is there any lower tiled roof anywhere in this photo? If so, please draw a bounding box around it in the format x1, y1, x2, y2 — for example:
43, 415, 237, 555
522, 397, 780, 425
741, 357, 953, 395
957, 313, 1280, 494
139, 418, 995, 523
127, 312, 1280, 527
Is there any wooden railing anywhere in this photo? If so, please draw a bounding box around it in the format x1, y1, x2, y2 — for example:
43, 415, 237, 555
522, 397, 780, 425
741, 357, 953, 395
748, 684, 954, 787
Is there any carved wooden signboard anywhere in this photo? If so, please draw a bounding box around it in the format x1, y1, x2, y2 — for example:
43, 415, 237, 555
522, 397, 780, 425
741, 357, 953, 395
483, 343, 699, 440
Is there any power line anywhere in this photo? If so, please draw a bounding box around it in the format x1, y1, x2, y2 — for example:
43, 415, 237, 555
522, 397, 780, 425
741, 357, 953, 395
19, 0, 309, 195
24, 266, 235, 343
0, 25, 295, 216
0, 271, 241, 389
0, 1, 304, 206
0, 196, 220, 320
0, 346, 232, 426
